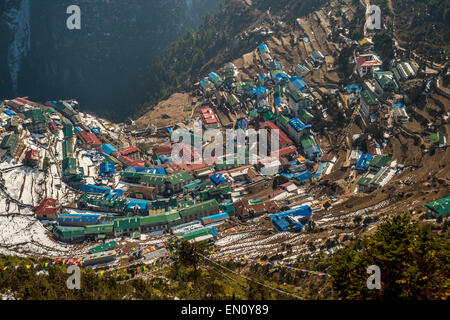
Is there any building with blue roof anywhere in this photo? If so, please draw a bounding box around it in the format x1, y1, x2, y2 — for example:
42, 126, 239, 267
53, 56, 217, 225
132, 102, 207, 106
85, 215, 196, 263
392, 102, 405, 109
288, 77, 307, 92
392, 102, 409, 123
315, 162, 327, 180
347, 84, 362, 94
354, 153, 373, 172
237, 118, 248, 131
210, 173, 231, 186
106, 189, 124, 199
293, 171, 313, 183
269, 205, 312, 232
208, 72, 223, 87
100, 162, 115, 176
287, 118, 311, 143
102, 144, 118, 155
255, 87, 268, 98
258, 73, 269, 85
274, 97, 284, 107
208, 72, 219, 80
294, 64, 310, 77
200, 78, 213, 90
288, 118, 310, 132
258, 43, 270, 54
3, 110, 15, 116
201, 212, 229, 225
126, 166, 167, 175
126, 200, 149, 214
80, 184, 111, 195
274, 72, 289, 83
57, 213, 102, 227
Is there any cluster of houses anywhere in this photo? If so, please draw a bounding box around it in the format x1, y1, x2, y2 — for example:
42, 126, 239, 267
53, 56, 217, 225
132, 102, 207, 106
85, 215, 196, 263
1, 31, 445, 249
354, 35, 420, 125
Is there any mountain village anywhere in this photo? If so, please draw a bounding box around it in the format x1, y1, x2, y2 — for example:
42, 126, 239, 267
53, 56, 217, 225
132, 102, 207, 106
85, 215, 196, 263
0, 0, 448, 273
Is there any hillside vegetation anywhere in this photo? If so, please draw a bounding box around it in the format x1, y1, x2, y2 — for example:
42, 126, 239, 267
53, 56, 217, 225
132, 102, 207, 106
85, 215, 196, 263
1, 216, 448, 300
132, 0, 326, 119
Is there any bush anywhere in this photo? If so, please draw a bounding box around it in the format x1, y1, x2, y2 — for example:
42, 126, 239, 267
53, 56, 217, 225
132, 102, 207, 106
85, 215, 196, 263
329, 215, 450, 299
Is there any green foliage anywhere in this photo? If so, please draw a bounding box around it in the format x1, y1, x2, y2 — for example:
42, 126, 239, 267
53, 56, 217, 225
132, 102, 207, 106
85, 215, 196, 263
133, 15, 229, 118
373, 32, 394, 69
329, 215, 450, 299
133, 0, 328, 119
338, 44, 357, 79
321, 94, 345, 127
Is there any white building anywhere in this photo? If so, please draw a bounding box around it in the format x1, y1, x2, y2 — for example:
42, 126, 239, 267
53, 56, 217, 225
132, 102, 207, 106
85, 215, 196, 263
356, 54, 382, 77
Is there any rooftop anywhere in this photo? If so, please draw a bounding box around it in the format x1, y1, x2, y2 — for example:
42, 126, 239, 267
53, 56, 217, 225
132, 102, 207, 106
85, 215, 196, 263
424, 196, 450, 216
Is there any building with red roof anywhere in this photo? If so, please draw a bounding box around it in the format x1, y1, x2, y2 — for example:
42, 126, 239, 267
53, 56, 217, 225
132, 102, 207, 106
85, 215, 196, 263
120, 146, 142, 160
116, 154, 145, 167
356, 54, 382, 77
24, 149, 40, 167
271, 145, 298, 159
260, 121, 293, 149
35, 198, 60, 220
152, 146, 172, 155
200, 107, 219, 129
5, 97, 33, 110
48, 121, 58, 133
76, 130, 101, 149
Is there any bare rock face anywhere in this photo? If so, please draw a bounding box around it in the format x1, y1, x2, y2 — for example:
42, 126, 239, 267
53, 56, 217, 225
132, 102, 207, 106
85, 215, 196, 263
0, 0, 223, 120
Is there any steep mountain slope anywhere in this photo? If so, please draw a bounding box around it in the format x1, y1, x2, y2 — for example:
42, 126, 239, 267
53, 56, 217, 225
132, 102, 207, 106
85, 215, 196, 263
133, 0, 327, 119
0, 0, 223, 121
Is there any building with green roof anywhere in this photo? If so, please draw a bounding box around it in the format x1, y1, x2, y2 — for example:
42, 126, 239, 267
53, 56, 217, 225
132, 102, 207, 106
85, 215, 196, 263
89, 240, 117, 253
360, 90, 380, 120
77, 194, 129, 213
24, 108, 48, 133
0, 133, 19, 155
368, 155, 390, 169
113, 216, 141, 235
44, 107, 58, 114
24, 108, 48, 122
53, 226, 85, 243
63, 125, 73, 139
140, 211, 181, 234
221, 203, 235, 214
84, 224, 114, 237
62, 140, 73, 159
297, 108, 313, 123
425, 196, 450, 219
263, 111, 277, 122
179, 199, 220, 223
374, 71, 398, 97
121, 170, 193, 193
62, 157, 78, 177
289, 90, 312, 112
6, 117, 19, 132
199, 186, 232, 201
179, 227, 216, 243
248, 109, 259, 119
276, 114, 290, 130
356, 174, 375, 193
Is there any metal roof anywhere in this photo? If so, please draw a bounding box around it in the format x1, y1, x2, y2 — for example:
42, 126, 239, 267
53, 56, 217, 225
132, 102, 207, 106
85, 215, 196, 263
289, 118, 310, 132
424, 196, 450, 216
